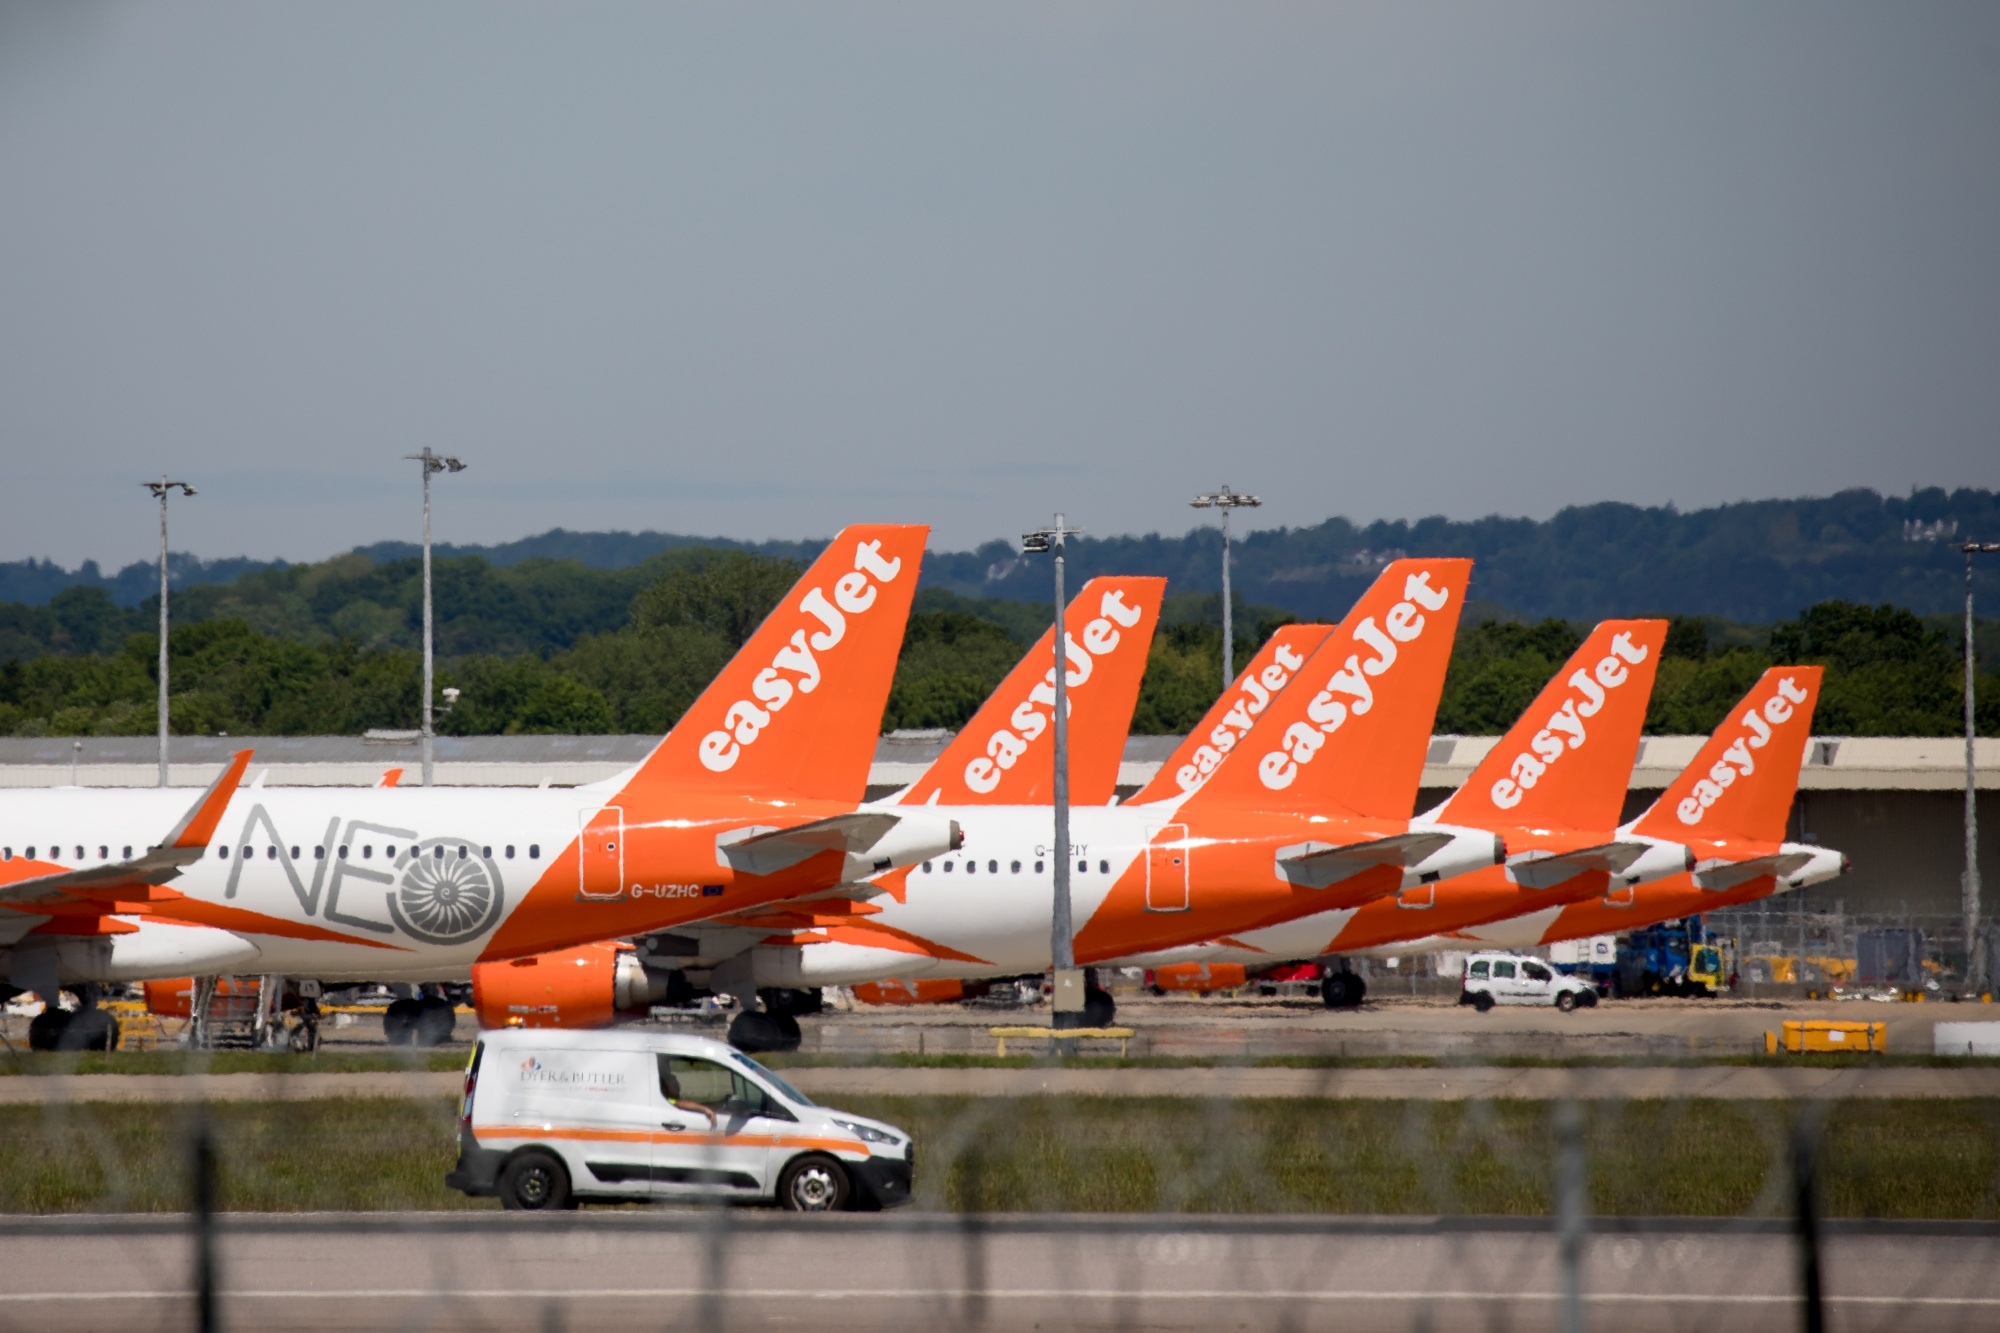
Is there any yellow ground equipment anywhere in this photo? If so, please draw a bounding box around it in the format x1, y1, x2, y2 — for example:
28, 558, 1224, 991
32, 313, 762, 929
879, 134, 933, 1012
1764, 1020, 1887, 1054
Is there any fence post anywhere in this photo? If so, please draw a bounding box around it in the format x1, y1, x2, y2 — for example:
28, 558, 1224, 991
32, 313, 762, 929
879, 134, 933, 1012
1554, 1100, 1588, 1333
1793, 1111, 1825, 1333
192, 1113, 218, 1333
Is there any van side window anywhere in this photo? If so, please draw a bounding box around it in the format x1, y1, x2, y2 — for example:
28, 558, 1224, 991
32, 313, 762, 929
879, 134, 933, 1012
1522, 962, 1551, 982
1492, 960, 1517, 979
1468, 960, 1489, 979
660, 1055, 734, 1110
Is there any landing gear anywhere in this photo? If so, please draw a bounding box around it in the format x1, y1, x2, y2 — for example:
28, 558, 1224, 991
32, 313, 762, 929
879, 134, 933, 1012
1082, 984, 1116, 1028
1320, 970, 1366, 1009
384, 993, 457, 1047
728, 1009, 801, 1053
27, 997, 119, 1052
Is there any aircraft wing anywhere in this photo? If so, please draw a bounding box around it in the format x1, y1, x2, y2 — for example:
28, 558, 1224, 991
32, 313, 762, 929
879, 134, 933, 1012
715, 812, 904, 878
1274, 830, 1457, 890
1507, 840, 1653, 891
0, 750, 251, 907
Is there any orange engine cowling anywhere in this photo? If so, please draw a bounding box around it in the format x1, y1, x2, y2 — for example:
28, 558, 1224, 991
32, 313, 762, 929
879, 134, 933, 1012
852, 978, 966, 1006
145, 977, 265, 1020
471, 941, 682, 1030
1148, 963, 1247, 994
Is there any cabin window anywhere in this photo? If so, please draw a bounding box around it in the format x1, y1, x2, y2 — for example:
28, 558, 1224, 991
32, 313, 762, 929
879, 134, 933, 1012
98, 845, 108, 859
338, 846, 348, 859
1035, 859, 1044, 874
289, 847, 300, 860
1011, 860, 1021, 873
921, 861, 932, 873
964, 860, 974, 876
25, 846, 35, 859
2, 849, 11, 861
529, 845, 540, 859
314, 846, 326, 861
1078, 860, 1087, 874
505, 846, 515, 859
988, 860, 998, 874
75, 846, 84, 860
215, 847, 226, 859
434, 845, 446, 861
1099, 860, 1109, 874
362, 845, 373, 859
122, 846, 132, 859
385, 845, 396, 859
267, 847, 277, 860
943, 861, 953, 873
482, 846, 492, 858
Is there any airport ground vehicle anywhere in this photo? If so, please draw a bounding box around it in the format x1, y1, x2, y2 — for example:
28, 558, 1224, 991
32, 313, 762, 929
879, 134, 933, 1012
1615, 919, 1726, 997
1459, 952, 1598, 1012
446, 1029, 912, 1211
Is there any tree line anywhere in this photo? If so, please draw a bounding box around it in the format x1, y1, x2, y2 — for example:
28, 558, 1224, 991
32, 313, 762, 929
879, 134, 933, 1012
0, 550, 1992, 741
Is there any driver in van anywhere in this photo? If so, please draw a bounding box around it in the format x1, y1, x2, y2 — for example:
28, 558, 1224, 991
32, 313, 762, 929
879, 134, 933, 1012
659, 1065, 718, 1127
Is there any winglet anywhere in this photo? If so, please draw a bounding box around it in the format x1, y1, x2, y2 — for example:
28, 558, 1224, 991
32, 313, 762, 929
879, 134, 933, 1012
377, 767, 403, 788
1436, 619, 1667, 832
896, 576, 1166, 807
162, 750, 252, 849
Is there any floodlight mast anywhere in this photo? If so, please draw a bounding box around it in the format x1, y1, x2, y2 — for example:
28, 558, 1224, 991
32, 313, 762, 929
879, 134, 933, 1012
1964, 541, 2000, 992
1023, 514, 1085, 1029
405, 449, 468, 787
142, 478, 196, 787
1191, 485, 1261, 688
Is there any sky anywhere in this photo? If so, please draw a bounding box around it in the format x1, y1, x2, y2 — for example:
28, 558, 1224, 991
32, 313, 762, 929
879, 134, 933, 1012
2, 2, 1997, 569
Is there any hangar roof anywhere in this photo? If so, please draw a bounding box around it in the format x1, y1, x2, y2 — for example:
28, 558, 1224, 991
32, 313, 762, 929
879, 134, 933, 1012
0, 732, 1990, 792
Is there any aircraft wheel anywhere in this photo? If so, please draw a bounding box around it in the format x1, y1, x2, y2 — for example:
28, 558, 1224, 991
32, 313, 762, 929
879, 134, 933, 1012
1082, 986, 1116, 1027
412, 998, 457, 1047
382, 998, 422, 1046
729, 1010, 799, 1053
1321, 972, 1363, 1009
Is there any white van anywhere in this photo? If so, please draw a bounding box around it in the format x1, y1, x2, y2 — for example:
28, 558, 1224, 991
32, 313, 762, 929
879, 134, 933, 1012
1459, 951, 1598, 1012
445, 1029, 913, 1211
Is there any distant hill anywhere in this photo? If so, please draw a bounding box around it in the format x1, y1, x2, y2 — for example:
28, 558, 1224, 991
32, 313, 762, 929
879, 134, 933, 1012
3, 487, 1995, 621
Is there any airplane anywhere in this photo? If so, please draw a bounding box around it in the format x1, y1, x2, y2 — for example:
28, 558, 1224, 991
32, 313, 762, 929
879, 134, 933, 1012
0, 525, 963, 1050
662, 558, 1507, 1038
1108, 618, 1686, 1002
469, 575, 1170, 1042
1384, 666, 1846, 960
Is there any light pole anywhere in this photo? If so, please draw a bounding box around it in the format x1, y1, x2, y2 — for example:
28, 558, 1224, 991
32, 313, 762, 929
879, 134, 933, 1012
1962, 541, 1998, 992
1024, 514, 1084, 1029
1191, 485, 1261, 688
405, 449, 467, 786
142, 478, 196, 787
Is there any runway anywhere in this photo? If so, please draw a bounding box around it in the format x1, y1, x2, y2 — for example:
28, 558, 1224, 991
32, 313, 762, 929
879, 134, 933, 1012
0, 1212, 1994, 1332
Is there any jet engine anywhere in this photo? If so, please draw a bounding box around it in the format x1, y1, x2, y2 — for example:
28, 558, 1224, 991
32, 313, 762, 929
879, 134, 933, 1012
470, 941, 688, 1030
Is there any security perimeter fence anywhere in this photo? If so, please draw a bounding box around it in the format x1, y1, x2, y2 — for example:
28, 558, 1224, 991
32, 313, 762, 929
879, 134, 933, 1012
5, 1078, 2000, 1331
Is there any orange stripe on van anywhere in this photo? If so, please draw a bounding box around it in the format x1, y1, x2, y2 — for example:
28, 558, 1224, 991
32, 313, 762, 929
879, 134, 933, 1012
473, 1124, 863, 1155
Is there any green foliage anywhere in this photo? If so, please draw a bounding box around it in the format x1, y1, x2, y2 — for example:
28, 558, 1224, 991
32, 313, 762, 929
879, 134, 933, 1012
632, 550, 804, 648
1434, 619, 1584, 734
884, 613, 1024, 731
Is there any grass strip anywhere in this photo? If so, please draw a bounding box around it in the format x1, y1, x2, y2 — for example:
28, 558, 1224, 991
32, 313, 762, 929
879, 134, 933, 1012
6, 1096, 2000, 1217
0, 1049, 469, 1077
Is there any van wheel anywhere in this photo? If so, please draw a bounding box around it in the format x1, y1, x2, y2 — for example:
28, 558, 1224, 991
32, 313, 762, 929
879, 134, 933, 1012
1473, 992, 1495, 1013
1557, 991, 1577, 1013
779, 1154, 850, 1212
499, 1150, 574, 1211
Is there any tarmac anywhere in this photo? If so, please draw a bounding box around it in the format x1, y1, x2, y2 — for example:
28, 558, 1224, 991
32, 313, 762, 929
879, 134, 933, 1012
0, 1211, 1993, 1333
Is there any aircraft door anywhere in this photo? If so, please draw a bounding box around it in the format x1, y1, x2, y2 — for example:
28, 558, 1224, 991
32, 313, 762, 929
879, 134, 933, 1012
578, 806, 624, 900
1145, 824, 1191, 912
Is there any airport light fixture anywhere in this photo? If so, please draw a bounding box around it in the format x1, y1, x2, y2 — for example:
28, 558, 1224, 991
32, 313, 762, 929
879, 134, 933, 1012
142, 477, 196, 787
1963, 540, 2000, 991
1191, 485, 1261, 688
406, 449, 468, 787
1023, 514, 1085, 1030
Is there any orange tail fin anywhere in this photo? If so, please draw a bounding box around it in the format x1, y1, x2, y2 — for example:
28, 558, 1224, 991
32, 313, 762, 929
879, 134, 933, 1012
897, 576, 1166, 807
616, 525, 929, 804
1128, 622, 1335, 804
1629, 666, 1822, 845
1436, 619, 1667, 832
1182, 558, 1472, 819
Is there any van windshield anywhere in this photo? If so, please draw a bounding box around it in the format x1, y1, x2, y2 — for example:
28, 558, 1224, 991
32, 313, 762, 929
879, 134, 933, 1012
730, 1052, 814, 1107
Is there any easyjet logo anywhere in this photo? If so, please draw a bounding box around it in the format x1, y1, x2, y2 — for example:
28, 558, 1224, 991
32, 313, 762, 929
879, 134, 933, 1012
1489, 632, 1651, 811
698, 540, 905, 773
1173, 643, 1309, 796
1675, 676, 1810, 826
963, 589, 1146, 795
1258, 571, 1452, 791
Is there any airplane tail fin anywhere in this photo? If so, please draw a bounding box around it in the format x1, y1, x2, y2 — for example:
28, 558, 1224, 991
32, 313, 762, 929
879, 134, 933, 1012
617, 525, 929, 805
1181, 558, 1472, 819
1128, 622, 1335, 804
896, 576, 1166, 806
1629, 666, 1824, 845
1436, 620, 1668, 831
